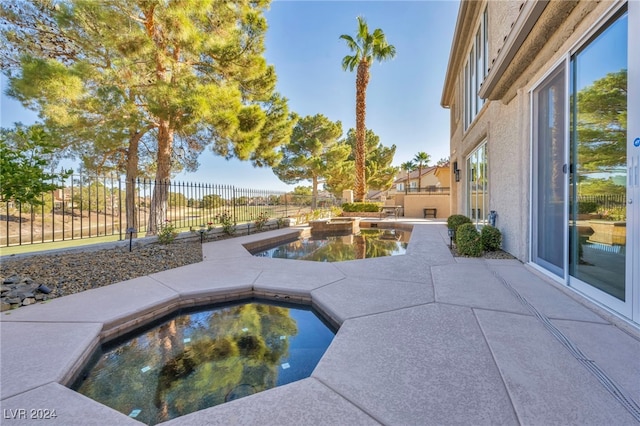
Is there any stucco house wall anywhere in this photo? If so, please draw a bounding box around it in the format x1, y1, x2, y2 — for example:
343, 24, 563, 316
442, 0, 619, 262
403, 195, 450, 219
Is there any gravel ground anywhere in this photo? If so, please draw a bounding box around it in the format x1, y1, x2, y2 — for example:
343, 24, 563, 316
1, 240, 203, 310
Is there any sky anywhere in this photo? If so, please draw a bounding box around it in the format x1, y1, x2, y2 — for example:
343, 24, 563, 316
0, 0, 460, 192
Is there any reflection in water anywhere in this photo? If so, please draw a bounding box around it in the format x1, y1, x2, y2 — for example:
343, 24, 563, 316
74, 302, 335, 425
253, 229, 410, 262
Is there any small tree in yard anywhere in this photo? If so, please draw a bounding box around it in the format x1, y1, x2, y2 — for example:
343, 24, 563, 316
0, 125, 71, 205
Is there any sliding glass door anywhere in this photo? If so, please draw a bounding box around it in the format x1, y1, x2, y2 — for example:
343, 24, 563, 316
532, 65, 566, 277
569, 8, 629, 310
532, 3, 637, 322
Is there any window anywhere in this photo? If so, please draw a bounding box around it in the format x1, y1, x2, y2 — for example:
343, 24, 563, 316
467, 142, 488, 225
464, 7, 488, 129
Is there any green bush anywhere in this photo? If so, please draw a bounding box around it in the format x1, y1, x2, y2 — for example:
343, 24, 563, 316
157, 220, 178, 244
456, 223, 482, 257
447, 214, 472, 232
578, 201, 598, 214
481, 225, 502, 251
341, 202, 381, 213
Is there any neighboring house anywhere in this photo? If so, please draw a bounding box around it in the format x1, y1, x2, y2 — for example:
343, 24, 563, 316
391, 165, 450, 195
385, 164, 451, 218
441, 0, 638, 325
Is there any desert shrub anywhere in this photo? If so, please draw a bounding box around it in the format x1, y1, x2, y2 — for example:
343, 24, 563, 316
253, 212, 269, 231
330, 205, 343, 217
216, 211, 236, 235
456, 223, 482, 257
157, 220, 178, 244
341, 202, 381, 213
481, 225, 502, 251
447, 214, 472, 232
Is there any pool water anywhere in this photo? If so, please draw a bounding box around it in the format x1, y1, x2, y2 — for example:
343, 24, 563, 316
252, 228, 410, 262
73, 300, 335, 425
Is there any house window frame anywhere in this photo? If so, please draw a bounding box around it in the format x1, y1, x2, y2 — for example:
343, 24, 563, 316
464, 7, 488, 130
466, 141, 489, 225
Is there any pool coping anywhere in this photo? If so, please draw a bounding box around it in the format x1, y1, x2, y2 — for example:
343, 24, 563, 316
1, 220, 639, 425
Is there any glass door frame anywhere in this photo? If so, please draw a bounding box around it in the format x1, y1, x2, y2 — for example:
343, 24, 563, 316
529, 0, 637, 324
627, 0, 638, 324
567, 2, 632, 319
530, 60, 569, 278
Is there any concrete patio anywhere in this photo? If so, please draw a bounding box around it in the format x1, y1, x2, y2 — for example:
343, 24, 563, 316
1, 221, 639, 425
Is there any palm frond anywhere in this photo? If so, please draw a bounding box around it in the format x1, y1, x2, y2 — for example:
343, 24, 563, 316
341, 55, 359, 72
374, 42, 396, 61
357, 16, 369, 40
339, 34, 359, 53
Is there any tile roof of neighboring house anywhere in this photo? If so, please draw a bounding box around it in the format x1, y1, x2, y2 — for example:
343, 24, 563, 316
394, 165, 438, 184
366, 190, 385, 200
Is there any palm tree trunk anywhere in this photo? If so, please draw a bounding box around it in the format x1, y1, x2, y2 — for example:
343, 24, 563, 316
355, 60, 370, 202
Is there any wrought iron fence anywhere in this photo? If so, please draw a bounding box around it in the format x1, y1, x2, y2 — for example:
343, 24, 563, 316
1, 174, 339, 247
576, 193, 626, 211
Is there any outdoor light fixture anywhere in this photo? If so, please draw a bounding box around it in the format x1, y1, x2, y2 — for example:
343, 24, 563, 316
199, 225, 206, 244
453, 161, 461, 182
126, 227, 136, 252
447, 228, 455, 249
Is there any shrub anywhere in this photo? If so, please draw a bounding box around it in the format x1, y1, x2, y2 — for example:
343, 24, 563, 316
456, 223, 482, 257
578, 201, 598, 214
481, 225, 502, 251
216, 211, 236, 235
253, 212, 269, 231
341, 202, 381, 213
157, 220, 178, 244
447, 214, 472, 232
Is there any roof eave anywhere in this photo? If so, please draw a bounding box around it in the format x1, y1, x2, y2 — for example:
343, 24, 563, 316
441, 1, 484, 108
478, 0, 549, 100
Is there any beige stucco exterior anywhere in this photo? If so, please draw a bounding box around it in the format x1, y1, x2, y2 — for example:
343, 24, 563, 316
442, 0, 621, 262
385, 165, 451, 218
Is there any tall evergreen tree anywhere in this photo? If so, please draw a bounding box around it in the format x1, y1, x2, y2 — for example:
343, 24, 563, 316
273, 114, 347, 209
324, 128, 397, 198
1, 0, 294, 235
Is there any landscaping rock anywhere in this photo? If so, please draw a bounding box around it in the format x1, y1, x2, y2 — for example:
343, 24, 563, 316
0, 240, 203, 310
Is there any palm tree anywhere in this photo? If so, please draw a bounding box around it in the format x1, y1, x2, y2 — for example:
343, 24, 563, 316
340, 16, 396, 202
400, 161, 416, 194
413, 152, 431, 192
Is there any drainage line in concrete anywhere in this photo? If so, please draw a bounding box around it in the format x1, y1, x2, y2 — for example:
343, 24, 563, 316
491, 269, 640, 422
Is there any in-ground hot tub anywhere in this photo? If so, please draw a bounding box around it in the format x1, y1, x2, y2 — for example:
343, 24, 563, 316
250, 228, 410, 262
309, 217, 361, 235
71, 299, 335, 425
